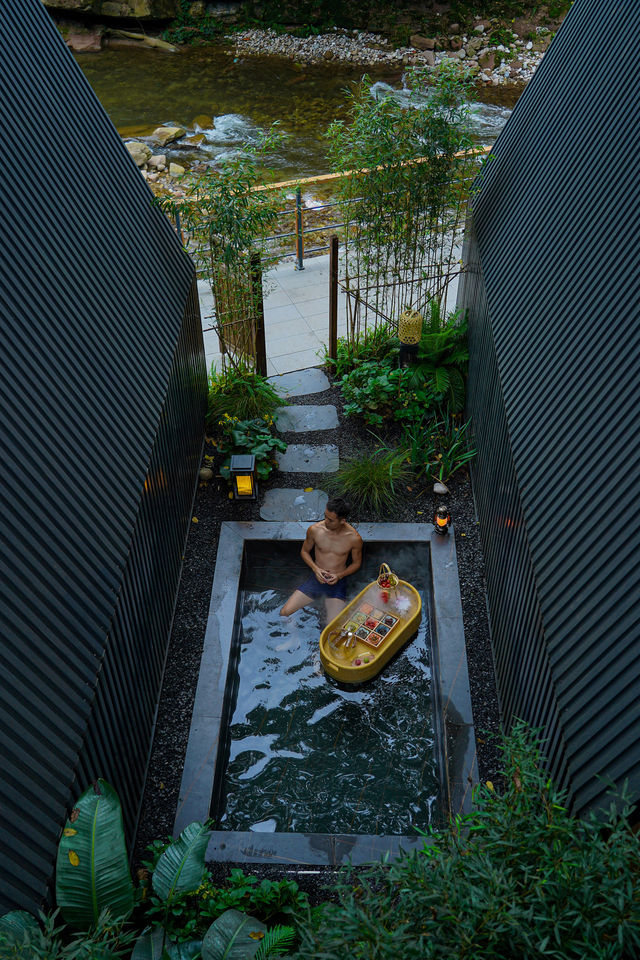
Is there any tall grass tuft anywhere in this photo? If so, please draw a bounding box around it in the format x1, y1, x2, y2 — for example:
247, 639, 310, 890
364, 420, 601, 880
325, 447, 412, 516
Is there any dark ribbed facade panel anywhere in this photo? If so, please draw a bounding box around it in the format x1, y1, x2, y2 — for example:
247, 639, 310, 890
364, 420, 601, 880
461, 0, 640, 817
460, 221, 568, 790
1, 1, 207, 911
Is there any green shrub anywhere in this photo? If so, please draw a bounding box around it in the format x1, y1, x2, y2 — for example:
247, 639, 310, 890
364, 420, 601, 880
214, 414, 287, 482
293, 722, 640, 960
144, 868, 310, 943
207, 365, 283, 428
325, 446, 412, 514
323, 324, 400, 378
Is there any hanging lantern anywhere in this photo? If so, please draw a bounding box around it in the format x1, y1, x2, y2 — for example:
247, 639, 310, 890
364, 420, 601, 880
229, 454, 258, 501
398, 308, 423, 366
433, 503, 451, 535
398, 308, 423, 345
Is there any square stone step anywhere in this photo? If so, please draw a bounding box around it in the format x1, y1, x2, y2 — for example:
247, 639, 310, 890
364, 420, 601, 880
276, 444, 339, 473
260, 488, 328, 521
268, 367, 330, 398
275, 405, 338, 433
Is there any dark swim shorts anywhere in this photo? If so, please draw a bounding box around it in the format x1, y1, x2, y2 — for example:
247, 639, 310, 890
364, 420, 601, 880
298, 574, 348, 600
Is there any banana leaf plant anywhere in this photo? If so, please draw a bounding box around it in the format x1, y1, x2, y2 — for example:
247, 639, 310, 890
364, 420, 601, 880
55, 779, 134, 928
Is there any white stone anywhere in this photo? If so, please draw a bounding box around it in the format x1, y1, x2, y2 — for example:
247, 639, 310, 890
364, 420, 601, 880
526, 41, 533, 49
152, 125, 186, 147
434, 481, 449, 495
474, 24, 485, 33
148, 153, 167, 169
125, 140, 151, 166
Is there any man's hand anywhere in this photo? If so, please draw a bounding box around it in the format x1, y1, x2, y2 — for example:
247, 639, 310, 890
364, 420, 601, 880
315, 567, 337, 584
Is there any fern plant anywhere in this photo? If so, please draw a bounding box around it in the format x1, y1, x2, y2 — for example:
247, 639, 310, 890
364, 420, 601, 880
406, 299, 469, 414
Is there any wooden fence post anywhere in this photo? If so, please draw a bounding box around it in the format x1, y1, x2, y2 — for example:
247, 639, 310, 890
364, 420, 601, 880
329, 235, 338, 363
251, 252, 267, 377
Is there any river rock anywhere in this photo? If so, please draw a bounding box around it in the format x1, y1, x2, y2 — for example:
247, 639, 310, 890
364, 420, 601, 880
65, 27, 103, 52
474, 24, 486, 33
125, 140, 152, 166
449, 35, 463, 51
148, 154, 167, 169
192, 114, 213, 129
466, 36, 484, 55
449, 22, 460, 33
152, 125, 186, 146
409, 34, 435, 51
478, 49, 496, 70
169, 162, 185, 176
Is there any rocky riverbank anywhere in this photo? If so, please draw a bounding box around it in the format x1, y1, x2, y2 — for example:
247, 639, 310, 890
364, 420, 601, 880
229, 22, 552, 86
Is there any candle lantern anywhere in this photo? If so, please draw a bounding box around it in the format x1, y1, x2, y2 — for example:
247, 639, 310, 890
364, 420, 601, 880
433, 503, 451, 535
229, 454, 258, 501
398, 308, 423, 365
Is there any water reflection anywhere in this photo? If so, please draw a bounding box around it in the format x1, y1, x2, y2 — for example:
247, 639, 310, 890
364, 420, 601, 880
218, 542, 438, 836
76, 43, 519, 179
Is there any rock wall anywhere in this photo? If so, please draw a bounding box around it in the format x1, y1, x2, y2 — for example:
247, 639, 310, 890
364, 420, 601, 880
43, 0, 179, 18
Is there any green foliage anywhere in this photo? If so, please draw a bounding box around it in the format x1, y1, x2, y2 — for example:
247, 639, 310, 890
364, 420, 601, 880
159, 130, 285, 373
201, 909, 265, 960
159, 128, 284, 275
326, 62, 475, 320
144, 869, 309, 944
340, 358, 403, 427
0, 909, 136, 959
323, 324, 400, 378
207, 366, 282, 428
55, 780, 134, 929
325, 446, 412, 514
214, 414, 287, 482
152, 822, 212, 907
406, 300, 468, 414
162, 0, 224, 44
293, 722, 640, 960
432, 416, 476, 482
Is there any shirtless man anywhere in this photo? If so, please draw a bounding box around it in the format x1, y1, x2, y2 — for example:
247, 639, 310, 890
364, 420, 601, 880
280, 496, 363, 623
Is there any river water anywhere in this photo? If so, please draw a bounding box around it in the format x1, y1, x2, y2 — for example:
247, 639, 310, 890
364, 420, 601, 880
75, 43, 520, 182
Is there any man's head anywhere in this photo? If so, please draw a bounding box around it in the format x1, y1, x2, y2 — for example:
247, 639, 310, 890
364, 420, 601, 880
324, 496, 351, 530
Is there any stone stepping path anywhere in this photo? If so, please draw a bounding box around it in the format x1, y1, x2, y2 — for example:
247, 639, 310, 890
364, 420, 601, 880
276, 443, 339, 473
268, 367, 329, 398
275, 404, 338, 433
260, 367, 338, 521
261, 488, 328, 521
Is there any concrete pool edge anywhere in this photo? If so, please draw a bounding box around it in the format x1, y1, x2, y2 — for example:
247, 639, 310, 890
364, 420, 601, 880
175, 522, 477, 865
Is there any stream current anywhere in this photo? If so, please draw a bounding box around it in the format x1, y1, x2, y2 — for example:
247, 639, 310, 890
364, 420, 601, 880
75, 43, 520, 182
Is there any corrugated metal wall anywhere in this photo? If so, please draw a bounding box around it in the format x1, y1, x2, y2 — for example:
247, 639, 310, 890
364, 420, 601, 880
461, 0, 640, 816
0, 2, 207, 911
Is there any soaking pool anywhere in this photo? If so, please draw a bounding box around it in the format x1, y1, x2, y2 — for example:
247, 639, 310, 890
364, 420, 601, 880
176, 522, 476, 866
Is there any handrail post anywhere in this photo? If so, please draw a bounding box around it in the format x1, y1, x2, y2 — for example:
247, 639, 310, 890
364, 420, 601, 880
295, 185, 304, 270
329, 235, 338, 363
250, 252, 267, 377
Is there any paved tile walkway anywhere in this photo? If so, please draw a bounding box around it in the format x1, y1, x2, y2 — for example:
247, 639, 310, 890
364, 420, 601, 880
199, 254, 461, 377
199, 254, 348, 377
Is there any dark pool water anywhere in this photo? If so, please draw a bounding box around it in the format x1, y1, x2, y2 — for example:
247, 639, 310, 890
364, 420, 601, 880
215, 541, 437, 836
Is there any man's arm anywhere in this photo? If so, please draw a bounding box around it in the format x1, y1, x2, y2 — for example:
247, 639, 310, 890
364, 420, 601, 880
300, 525, 330, 582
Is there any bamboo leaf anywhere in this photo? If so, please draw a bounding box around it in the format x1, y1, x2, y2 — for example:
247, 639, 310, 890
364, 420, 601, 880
55, 780, 134, 928
201, 910, 266, 960
152, 822, 211, 905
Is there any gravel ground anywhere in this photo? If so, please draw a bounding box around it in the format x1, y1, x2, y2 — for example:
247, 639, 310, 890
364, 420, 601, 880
134, 370, 501, 899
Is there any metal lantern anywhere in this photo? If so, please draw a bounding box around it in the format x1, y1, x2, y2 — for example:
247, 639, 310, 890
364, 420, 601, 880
398, 308, 423, 345
229, 454, 258, 501
398, 308, 423, 366
433, 503, 451, 535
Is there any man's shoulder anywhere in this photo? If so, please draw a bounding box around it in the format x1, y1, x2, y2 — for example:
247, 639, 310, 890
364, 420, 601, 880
344, 523, 362, 543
